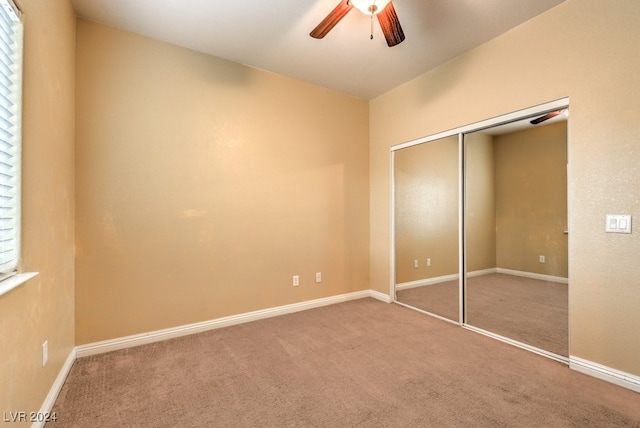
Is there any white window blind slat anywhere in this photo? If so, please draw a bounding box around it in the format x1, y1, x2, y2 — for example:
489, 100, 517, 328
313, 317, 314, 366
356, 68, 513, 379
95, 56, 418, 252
0, 92, 12, 113
0, 0, 21, 277
0, 13, 12, 35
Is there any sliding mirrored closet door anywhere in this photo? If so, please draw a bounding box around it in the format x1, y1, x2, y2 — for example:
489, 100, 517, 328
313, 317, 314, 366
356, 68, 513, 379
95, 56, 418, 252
464, 115, 569, 357
394, 135, 460, 322
392, 100, 569, 360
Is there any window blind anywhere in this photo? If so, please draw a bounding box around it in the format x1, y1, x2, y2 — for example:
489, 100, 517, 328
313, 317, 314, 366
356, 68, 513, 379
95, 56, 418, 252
0, 0, 21, 278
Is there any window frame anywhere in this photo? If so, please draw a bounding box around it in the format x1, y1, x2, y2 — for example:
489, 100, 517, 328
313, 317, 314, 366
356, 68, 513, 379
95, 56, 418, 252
0, 0, 31, 295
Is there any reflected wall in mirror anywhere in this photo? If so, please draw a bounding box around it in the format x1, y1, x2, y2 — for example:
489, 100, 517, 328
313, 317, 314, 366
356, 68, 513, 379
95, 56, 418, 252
465, 117, 568, 357
394, 135, 459, 322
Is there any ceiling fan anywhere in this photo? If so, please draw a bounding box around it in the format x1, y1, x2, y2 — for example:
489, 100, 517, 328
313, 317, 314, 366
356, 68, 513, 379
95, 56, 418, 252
310, 0, 405, 47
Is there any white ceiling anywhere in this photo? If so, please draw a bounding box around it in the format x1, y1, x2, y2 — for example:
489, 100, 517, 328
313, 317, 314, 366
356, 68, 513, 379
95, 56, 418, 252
70, 0, 566, 100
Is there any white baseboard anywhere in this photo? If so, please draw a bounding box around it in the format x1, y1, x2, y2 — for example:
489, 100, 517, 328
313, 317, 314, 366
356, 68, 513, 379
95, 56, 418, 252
395, 273, 459, 291
32, 349, 76, 428
467, 268, 498, 278
397, 268, 568, 290
369, 289, 392, 303
395, 268, 500, 291
570, 356, 640, 393
76, 290, 383, 358
496, 268, 568, 284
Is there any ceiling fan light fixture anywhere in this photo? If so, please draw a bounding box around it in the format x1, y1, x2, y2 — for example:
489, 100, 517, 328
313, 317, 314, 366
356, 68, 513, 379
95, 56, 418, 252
310, 0, 405, 47
350, 0, 391, 15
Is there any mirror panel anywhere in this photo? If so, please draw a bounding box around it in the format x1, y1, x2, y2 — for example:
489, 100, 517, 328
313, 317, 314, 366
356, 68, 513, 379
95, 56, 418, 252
394, 135, 459, 322
464, 117, 568, 356
391, 100, 569, 360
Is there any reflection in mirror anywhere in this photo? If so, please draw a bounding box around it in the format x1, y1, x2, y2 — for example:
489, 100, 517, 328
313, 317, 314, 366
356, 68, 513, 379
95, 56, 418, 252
465, 113, 568, 356
394, 136, 459, 322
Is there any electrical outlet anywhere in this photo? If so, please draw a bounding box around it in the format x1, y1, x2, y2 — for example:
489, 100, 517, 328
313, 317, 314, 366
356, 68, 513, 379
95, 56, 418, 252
292, 275, 299, 287
426, 258, 431, 267
413, 259, 419, 269
315, 272, 322, 283
539, 255, 546, 264
42, 341, 48, 367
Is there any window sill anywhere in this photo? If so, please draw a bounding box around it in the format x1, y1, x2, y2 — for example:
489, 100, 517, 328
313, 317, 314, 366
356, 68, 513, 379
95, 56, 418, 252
0, 272, 39, 297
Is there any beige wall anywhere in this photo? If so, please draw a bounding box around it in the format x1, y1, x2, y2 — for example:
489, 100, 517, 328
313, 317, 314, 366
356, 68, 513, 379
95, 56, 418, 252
394, 136, 458, 283
370, 0, 640, 376
0, 0, 76, 421
494, 122, 568, 277
465, 132, 497, 272
75, 20, 370, 344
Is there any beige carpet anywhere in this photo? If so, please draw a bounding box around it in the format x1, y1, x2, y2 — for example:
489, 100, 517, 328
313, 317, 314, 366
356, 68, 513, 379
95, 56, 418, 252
396, 273, 568, 356
49, 299, 639, 427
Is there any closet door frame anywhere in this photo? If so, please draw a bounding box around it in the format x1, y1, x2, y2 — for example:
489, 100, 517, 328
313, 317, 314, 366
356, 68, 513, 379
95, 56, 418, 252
390, 97, 569, 361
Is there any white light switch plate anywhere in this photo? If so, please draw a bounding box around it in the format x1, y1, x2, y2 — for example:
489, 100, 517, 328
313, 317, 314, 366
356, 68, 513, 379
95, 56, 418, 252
605, 215, 632, 234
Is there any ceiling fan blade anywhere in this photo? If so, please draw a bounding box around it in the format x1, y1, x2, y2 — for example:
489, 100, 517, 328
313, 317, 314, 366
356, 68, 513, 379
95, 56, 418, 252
377, 2, 405, 47
530, 111, 561, 125
310, 0, 354, 39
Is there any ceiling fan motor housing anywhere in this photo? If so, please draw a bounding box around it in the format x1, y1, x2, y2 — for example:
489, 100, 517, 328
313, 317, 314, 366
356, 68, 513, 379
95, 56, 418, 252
350, 0, 392, 16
